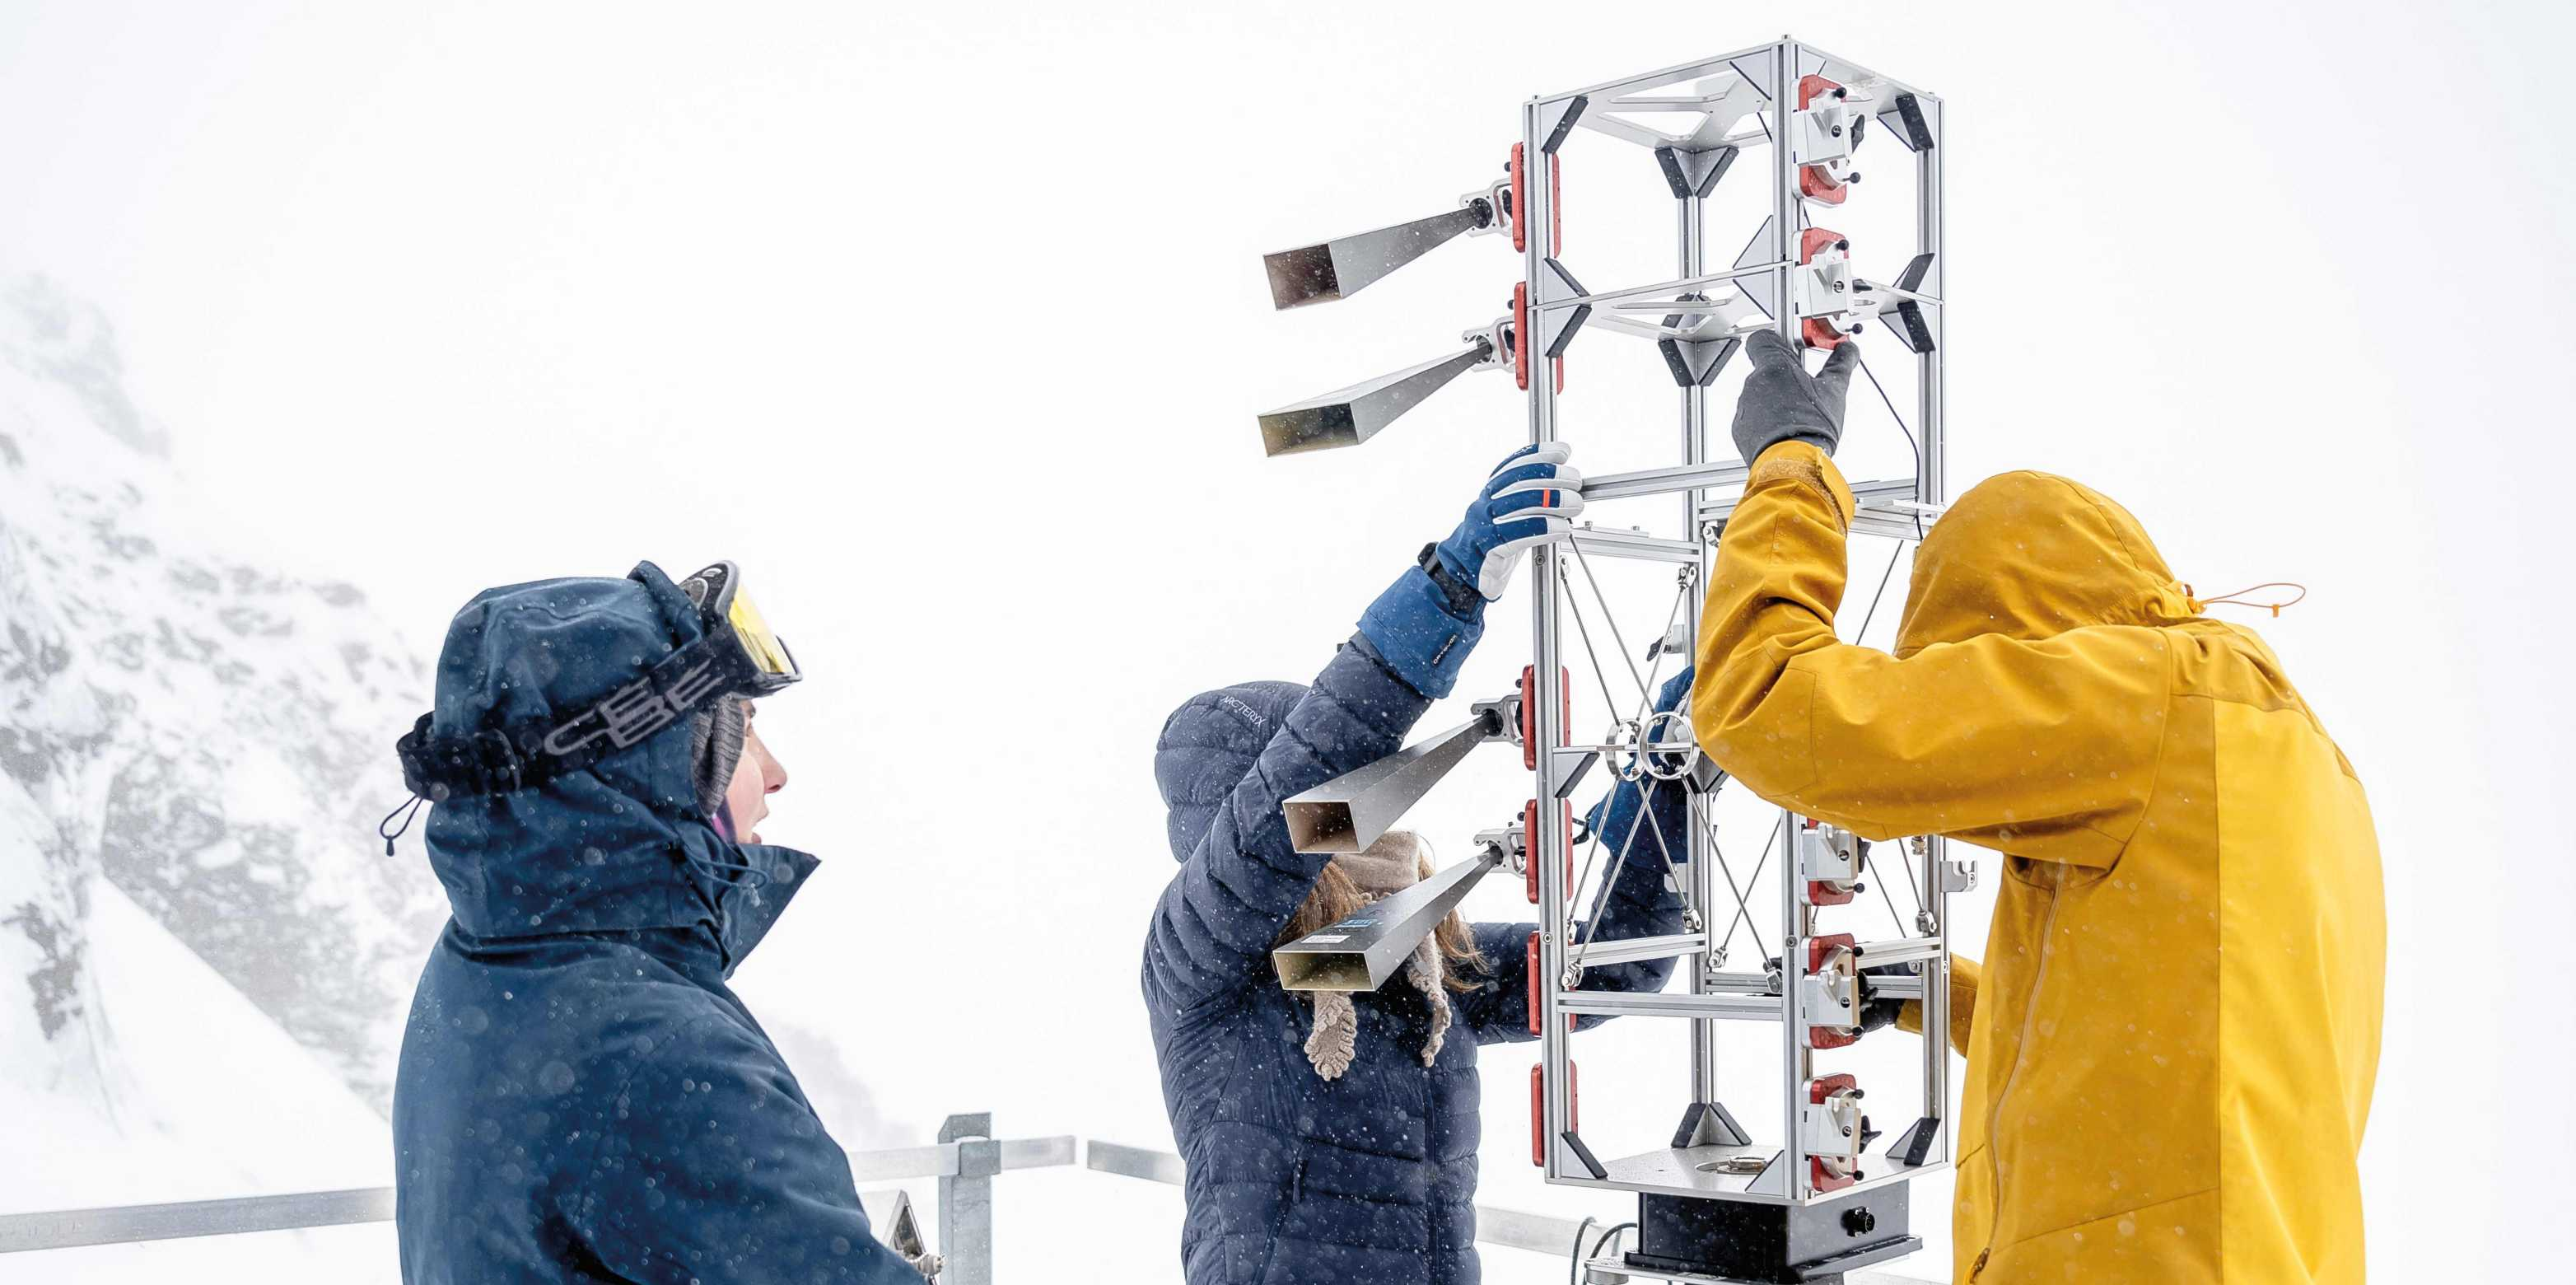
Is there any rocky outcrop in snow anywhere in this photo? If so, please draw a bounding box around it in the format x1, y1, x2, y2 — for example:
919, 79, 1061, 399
1, 273, 446, 1112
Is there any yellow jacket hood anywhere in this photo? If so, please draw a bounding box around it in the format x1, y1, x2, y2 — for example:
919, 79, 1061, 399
1692, 444, 2385, 1283
1895, 470, 2200, 658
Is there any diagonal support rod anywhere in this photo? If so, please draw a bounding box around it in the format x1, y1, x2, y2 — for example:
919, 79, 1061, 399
1573, 777, 1671, 970
1710, 822, 1780, 962
1564, 542, 1651, 706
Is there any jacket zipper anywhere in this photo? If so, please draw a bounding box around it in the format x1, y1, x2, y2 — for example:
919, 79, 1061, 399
1974, 877, 2062, 1278
1426, 998, 1444, 1277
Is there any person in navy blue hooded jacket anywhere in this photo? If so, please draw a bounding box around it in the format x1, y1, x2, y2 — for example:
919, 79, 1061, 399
388, 560, 927, 1283
1146, 445, 1692, 1285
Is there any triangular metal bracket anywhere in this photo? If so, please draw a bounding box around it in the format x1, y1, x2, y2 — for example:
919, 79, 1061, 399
1883, 1115, 1942, 1168
1533, 259, 1593, 359
1733, 216, 1775, 272
1532, 255, 1588, 306
1730, 217, 1783, 320
1659, 334, 1741, 387
1895, 251, 1935, 293
1877, 91, 1936, 152
1537, 95, 1589, 155
1672, 1100, 1754, 1149
1726, 54, 1776, 101
1746, 1148, 1790, 1196
1886, 301, 1935, 355
1561, 1129, 1609, 1179
1552, 749, 1600, 801
1654, 144, 1738, 199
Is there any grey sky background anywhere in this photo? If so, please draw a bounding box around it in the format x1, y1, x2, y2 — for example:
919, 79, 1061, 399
6, 2, 2571, 1278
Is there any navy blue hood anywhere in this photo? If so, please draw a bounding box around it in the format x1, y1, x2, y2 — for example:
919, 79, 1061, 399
416, 561, 810, 965
1154, 680, 1306, 863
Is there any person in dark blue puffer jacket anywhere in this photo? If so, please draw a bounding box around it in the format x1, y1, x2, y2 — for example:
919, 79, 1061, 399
1145, 446, 1692, 1285
390, 560, 924, 1283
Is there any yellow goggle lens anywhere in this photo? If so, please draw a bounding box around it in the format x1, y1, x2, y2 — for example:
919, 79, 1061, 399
726, 591, 796, 679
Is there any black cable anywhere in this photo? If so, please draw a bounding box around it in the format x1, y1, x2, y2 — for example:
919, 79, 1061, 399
1853, 350, 1927, 540
1566, 1215, 1599, 1285
1582, 1222, 1639, 1276
1853, 540, 1905, 646
1853, 350, 1921, 480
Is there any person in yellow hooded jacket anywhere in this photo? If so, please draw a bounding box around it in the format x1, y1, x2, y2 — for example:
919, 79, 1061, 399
1689, 330, 2386, 1283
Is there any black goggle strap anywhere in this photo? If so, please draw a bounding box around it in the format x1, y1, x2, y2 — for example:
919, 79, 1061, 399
394, 630, 754, 801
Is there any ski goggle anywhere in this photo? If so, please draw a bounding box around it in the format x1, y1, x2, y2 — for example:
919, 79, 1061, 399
394, 558, 802, 801
679, 560, 802, 694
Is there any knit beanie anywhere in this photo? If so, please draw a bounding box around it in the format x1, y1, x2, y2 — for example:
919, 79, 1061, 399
689, 697, 748, 821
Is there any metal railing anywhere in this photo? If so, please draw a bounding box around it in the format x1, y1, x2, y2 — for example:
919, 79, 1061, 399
0, 1187, 398, 1254
1080, 1140, 1594, 1260
0, 1117, 1935, 1283
0, 1112, 1055, 1284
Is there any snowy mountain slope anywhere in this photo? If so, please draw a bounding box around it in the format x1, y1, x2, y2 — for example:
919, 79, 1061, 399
0, 272, 446, 1112
1, 879, 395, 1282
3, 879, 390, 1209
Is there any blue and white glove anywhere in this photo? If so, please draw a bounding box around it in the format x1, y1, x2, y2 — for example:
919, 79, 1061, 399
1353, 444, 1584, 700
1431, 443, 1585, 600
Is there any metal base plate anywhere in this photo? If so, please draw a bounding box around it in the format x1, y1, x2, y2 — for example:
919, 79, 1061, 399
1553, 1141, 1950, 1204
1593, 1142, 1780, 1198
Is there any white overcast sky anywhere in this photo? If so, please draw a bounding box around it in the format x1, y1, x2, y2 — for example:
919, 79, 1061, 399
5, 2, 2573, 1280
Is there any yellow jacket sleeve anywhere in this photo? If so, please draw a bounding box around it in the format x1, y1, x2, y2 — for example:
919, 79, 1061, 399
1898, 954, 1978, 1057
1690, 444, 2171, 867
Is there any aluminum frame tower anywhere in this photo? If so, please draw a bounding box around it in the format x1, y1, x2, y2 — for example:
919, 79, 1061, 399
1259, 36, 1958, 1283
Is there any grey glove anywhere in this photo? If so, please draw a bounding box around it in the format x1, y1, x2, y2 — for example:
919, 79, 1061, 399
1730, 329, 1860, 464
